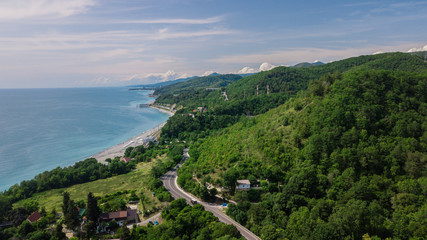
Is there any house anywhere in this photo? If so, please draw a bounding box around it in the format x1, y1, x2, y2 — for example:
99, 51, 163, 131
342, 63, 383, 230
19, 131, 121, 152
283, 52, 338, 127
99, 209, 138, 225
120, 157, 131, 163
27, 211, 42, 223
236, 180, 251, 191
197, 107, 204, 112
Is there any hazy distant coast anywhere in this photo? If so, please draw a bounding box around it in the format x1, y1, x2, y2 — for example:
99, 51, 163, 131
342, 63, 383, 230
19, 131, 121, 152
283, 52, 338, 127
92, 105, 174, 163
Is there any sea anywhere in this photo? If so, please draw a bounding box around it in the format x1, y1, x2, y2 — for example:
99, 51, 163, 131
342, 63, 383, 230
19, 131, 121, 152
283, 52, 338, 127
0, 87, 169, 191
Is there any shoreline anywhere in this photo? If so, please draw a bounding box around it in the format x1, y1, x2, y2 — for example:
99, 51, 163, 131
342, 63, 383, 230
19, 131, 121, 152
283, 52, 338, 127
92, 105, 174, 163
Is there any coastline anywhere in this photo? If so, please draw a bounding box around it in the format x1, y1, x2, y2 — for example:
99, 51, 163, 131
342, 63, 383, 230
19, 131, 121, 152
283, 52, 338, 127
92, 105, 174, 163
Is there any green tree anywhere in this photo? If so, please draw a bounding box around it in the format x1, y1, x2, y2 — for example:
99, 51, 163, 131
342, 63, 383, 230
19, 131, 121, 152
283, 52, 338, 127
23, 199, 39, 213
85, 220, 97, 239
86, 192, 100, 223
52, 223, 66, 240
64, 200, 79, 230
120, 225, 131, 240
62, 192, 70, 215
27, 230, 51, 240
0, 195, 11, 222
223, 169, 238, 195
18, 220, 35, 237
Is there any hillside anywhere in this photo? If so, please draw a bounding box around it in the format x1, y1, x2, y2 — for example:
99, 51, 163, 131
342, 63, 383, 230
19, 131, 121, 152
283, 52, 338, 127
292, 61, 324, 68
13, 161, 166, 212
129, 76, 197, 89
225, 52, 427, 102
156, 52, 426, 113
178, 67, 427, 239
158, 52, 427, 142
154, 74, 241, 95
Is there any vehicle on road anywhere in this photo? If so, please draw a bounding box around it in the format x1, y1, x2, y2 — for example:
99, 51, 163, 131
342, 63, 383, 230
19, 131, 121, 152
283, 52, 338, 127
191, 198, 197, 205
154, 221, 159, 225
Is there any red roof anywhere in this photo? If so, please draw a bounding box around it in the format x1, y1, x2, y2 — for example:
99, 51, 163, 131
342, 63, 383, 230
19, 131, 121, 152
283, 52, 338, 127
99, 209, 138, 221
120, 157, 131, 163
100, 210, 127, 220
27, 211, 42, 223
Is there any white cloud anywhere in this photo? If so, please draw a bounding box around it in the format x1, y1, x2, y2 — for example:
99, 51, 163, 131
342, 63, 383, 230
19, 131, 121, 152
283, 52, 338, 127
0, 28, 235, 52
88, 48, 132, 61
153, 28, 235, 40
124, 16, 224, 25
259, 62, 276, 71
236, 62, 276, 74
407, 44, 427, 52
202, 71, 216, 76
0, 0, 96, 21
237, 67, 257, 74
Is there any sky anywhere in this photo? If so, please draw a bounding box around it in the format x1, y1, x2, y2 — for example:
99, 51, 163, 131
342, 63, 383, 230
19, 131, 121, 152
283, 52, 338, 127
0, 0, 426, 88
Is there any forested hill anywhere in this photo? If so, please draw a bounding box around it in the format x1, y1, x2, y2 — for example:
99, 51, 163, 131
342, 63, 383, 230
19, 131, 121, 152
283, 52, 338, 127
154, 74, 242, 96
155, 52, 426, 115
157, 52, 427, 142
179, 68, 427, 239
225, 52, 427, 101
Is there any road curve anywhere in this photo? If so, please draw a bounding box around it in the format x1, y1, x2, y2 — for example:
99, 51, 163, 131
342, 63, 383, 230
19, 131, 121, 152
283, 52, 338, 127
161, 166, 261, 240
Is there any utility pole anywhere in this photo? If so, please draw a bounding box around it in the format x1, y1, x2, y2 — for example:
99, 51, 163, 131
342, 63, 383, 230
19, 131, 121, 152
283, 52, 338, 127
267, 84, 269, 96
256, 85, 259, 96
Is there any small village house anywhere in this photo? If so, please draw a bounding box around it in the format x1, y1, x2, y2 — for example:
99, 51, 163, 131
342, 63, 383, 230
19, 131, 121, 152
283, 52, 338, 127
27, 211, 42, 223
236, 180, 251, 191
99, 209, 138, 225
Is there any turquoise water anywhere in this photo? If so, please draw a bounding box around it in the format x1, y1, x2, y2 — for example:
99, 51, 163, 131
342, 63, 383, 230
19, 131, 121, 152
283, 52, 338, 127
0, 87, 169, 191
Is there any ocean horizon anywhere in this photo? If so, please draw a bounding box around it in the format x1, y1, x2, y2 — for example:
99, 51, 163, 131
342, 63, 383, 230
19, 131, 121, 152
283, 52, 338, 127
0, 87, 169, 191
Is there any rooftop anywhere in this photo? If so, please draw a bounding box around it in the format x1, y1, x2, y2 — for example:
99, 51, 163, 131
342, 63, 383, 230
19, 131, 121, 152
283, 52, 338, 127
237, 180, 250, 185
27, 211, 42, 223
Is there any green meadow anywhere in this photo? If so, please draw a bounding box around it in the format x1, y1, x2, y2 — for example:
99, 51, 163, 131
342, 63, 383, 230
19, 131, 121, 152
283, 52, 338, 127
14, 161, 167, 213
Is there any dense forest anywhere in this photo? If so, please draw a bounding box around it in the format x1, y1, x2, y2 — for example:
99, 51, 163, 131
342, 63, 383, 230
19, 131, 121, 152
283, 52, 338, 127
166, 53, 427, 239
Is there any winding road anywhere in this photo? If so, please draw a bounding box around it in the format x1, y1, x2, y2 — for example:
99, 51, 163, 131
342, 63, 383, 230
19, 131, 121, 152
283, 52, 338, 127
161, 165, 261, 240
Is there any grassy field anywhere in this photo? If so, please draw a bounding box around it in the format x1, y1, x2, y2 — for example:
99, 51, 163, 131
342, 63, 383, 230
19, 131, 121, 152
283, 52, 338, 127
14, 160, 167, 213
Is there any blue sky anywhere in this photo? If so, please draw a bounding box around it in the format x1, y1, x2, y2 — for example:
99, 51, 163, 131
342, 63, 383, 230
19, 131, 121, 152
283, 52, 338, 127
0, 0, 426, 88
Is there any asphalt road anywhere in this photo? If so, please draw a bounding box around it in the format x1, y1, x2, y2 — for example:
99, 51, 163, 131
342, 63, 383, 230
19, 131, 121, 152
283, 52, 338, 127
161, 166, 261, 240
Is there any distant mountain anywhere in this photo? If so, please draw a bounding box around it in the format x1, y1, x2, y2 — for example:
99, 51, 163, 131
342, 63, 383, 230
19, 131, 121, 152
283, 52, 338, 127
408, 50, 427, 61
293, 60, 324, 68
128, 76, 198, 89
237, 73, 256, 77
206, 72, 221, 77
153, 74, 242, 106
154, 74, 241, 96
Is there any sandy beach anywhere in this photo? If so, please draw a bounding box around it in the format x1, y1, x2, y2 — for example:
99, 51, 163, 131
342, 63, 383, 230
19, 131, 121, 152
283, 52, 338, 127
93, 105, 174, 163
